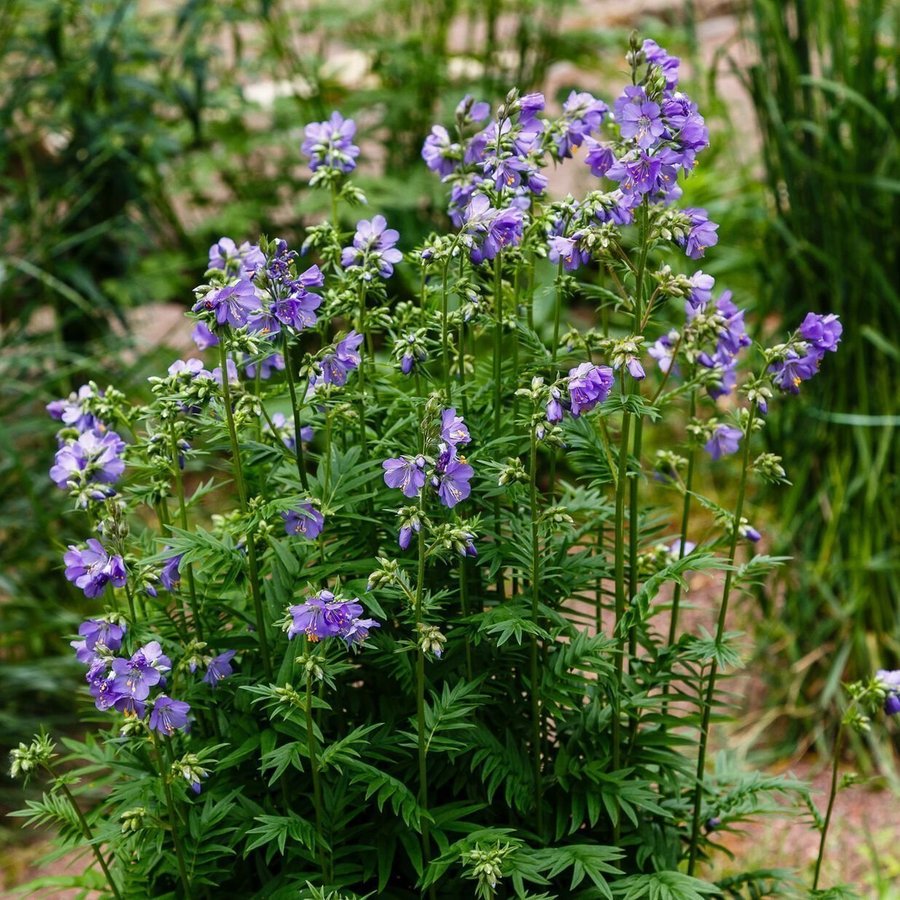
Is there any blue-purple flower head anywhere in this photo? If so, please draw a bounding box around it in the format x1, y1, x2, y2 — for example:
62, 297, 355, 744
432, 444, 474, 509
283, 503, 325, 540
302, 112, 360, 173
149, 695, 191, 736
705, 424, 742, 460
51, 430, 126, 493
422, 125, 461, 179
341, 215, 403, 280
319, 330, 364, 386
679, 208, 719, 259
160, 552, 183, 592
287, 589, 380, 647
548, 232, 590, 272
567, 363, 614, 417
769, 350, 821, 395
244, 352, 285, 380
47, 384, 101, 435
112, 641, 172, 702
193, 279, 261, 329
769, 311, 842, 395
71, 617, 126, 666
798, 312, 842, 357
383, 455, 428, 499
615, 85, 665, 151
208, 237, 264, 278
204, 650, 236, 688
876, 670, 900, 716
641, 39, 681, 90
553, 91, 608, 159
441, 408, 471, 448
464, 194, 525, 264
64, 539, 127, 598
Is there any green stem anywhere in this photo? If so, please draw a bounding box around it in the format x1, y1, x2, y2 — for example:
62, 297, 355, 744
123, 581, 138, 626
441, 258, 452, 400
627, 413, 643, 660
529, 426, 544, 837
306, 671, 327, 879
218, 341, 273, 680
492, 254, 505, 601
170, 432, 203, 639
459, 559, 473, 681
46, 768, 122, 900
551, 260, 564, 362
612, 399, 632, 844
150, 733, 192, 897
413, 497, 430, 866
282, 332, 310, 491
687, 403, 757, 874
813, 723, 843, 891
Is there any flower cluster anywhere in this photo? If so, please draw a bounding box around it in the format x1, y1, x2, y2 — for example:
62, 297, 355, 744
546, 362, 615, 424
341, 215, 403, 280
64, 539, 127, 598
769, 312, 843, 394
301, 111, 360, 174
51, 429, 126, 504
286, 589, 380, 646
283, 503, 325, 540
383, 408, 474, 511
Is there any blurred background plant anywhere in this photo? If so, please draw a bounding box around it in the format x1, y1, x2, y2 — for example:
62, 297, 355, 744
735, 0, 899, 758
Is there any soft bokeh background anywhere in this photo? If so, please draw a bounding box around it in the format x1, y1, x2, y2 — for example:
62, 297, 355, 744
1, 0, 897, 891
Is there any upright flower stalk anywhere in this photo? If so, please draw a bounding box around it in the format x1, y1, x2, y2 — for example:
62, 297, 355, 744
281, 332, 310, 491
687, 403, 757, 874
528, 418, 544, 836
218, 340, 273, 680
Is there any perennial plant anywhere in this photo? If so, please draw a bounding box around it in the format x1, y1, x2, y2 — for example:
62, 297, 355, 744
12, 37, 888, 900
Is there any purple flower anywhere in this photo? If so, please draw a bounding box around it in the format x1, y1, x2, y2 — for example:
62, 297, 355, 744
160, 552, 183, 591
193, 279, 261, 328
554, 91, 608, 158
876, 670, 900, 716
642, 39, 680, 89
287, 594, 331, 640
679, 208, 719, 259
283, 504, 325, 540
399, 517, 421, 550
168, 358, 211, 379
649, 331, 679, 374
616, 86, 665, 150
456, 94, 491, 124
204, 650, 236, 687
798, 313, 842, 356
584, 137, 616, 178
567, 363, 614, 416
64, 539, 127, 598
422, 125, 459, 178
464, 194, 525, 264
548, 233, 590, 271
192, 322, 220, 350
518, 92, 545, 126
208, 237, 264, 277
47, 385, 100, 434
546, 388, 564, 424
320, 330, 364, 386
687, 271, 715, 310
212, 357, 240, 386
433, 448, 474, 509
343, 617, 380, 647
341, 215, 403, 280
244, 353, 285, 380
769, 350, 820, 394
51, 430, 126, 492
70, 618, 126, 665
440, 408, 471, 447
149, 695, 191, 736
112, 641, 171, 701
608, 151, 663, 199
302, 112, 360, 173
705, 424, 742, 460
383, 455, 428, 498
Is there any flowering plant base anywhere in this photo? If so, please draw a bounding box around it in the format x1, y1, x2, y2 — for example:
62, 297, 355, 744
13, 35, 890, 900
